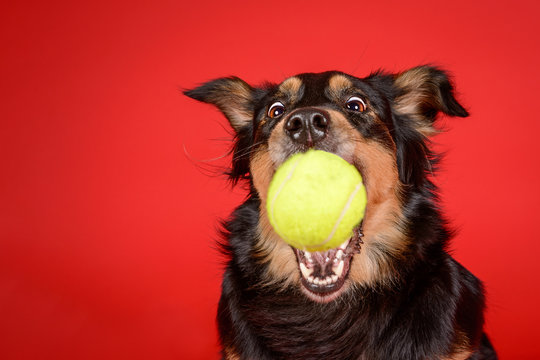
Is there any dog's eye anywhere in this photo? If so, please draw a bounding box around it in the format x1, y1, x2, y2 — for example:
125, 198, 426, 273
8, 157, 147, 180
345, 96, 367, 112
268, 102, 285, 118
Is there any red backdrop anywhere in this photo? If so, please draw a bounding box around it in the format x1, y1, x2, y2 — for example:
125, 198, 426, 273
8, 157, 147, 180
1, 0, 539, 359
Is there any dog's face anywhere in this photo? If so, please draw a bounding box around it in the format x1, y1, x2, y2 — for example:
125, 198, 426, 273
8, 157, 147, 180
185, 66, 468, 303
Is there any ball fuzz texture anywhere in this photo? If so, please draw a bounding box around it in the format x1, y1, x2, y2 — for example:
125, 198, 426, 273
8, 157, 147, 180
266, 150, 367, 252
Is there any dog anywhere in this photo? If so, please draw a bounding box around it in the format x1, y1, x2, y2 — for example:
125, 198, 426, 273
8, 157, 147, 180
185, 66, 497, 360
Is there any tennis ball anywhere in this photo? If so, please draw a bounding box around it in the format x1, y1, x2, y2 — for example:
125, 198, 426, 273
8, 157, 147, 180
266, 150, 367, 252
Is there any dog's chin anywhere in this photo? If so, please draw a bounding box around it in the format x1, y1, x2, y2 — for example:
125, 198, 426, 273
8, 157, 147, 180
293, 228, 363, 303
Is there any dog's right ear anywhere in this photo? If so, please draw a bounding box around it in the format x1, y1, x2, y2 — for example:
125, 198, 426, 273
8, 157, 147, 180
392, 66, 469, 137
184, 77, 258, 132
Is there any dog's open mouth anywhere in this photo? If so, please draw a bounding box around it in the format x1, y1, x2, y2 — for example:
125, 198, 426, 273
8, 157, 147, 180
294, 226, 363, 302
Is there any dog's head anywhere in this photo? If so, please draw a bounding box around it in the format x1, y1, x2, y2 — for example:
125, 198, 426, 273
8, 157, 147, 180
185, 66, 468, 303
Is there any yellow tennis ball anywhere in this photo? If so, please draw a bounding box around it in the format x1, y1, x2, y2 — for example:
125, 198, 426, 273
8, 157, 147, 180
266, 150, 367, 252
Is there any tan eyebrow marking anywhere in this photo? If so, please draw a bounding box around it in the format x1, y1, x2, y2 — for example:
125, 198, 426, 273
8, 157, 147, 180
327, 74, 353, 99
278, 76, 303, 103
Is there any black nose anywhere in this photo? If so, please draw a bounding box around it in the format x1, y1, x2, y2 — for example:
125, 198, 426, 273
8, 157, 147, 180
284, 108, 330, 146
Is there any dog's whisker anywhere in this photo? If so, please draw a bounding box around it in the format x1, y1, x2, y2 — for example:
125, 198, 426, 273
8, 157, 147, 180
182, 143, 232, 163
233, 140, 263, 153
231, 141, 265, 161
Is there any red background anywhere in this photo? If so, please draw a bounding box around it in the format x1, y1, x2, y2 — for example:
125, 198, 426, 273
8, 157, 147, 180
1, 0, 539, 359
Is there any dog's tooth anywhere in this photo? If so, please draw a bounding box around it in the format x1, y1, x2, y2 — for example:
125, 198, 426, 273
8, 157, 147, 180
336, 249, 344, 259
325, 257, 330, 263
332, 274, 338, 283
320, 278, 327, 286
304, 251, 313, 262
325, 276, 332, 285
313, 278, 320, 285
299, 262, 313, 278
308, 276, 314, 283
339, 239, 350, 250
334, 260, 344, 278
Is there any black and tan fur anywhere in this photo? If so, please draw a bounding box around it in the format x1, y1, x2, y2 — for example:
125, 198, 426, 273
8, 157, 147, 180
185, 66, 497, 360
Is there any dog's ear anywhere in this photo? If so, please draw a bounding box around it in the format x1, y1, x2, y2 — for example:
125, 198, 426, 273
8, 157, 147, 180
393, 66, 469, 136
184, 77, 257, 132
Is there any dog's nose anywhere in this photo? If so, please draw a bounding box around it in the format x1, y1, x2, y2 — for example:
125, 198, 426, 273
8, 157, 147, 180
284, 108, 330, 146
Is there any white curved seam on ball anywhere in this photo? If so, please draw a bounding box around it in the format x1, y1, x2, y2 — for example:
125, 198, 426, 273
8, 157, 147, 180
269, 157, 302, 248
317, 182, 363, 248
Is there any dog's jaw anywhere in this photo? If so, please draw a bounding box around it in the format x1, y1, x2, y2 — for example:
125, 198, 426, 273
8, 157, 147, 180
294, 227, 363, 303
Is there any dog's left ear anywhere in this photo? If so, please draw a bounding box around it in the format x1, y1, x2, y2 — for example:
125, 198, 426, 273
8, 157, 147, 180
393, 66, 469, 136
184, 77, 257, 132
